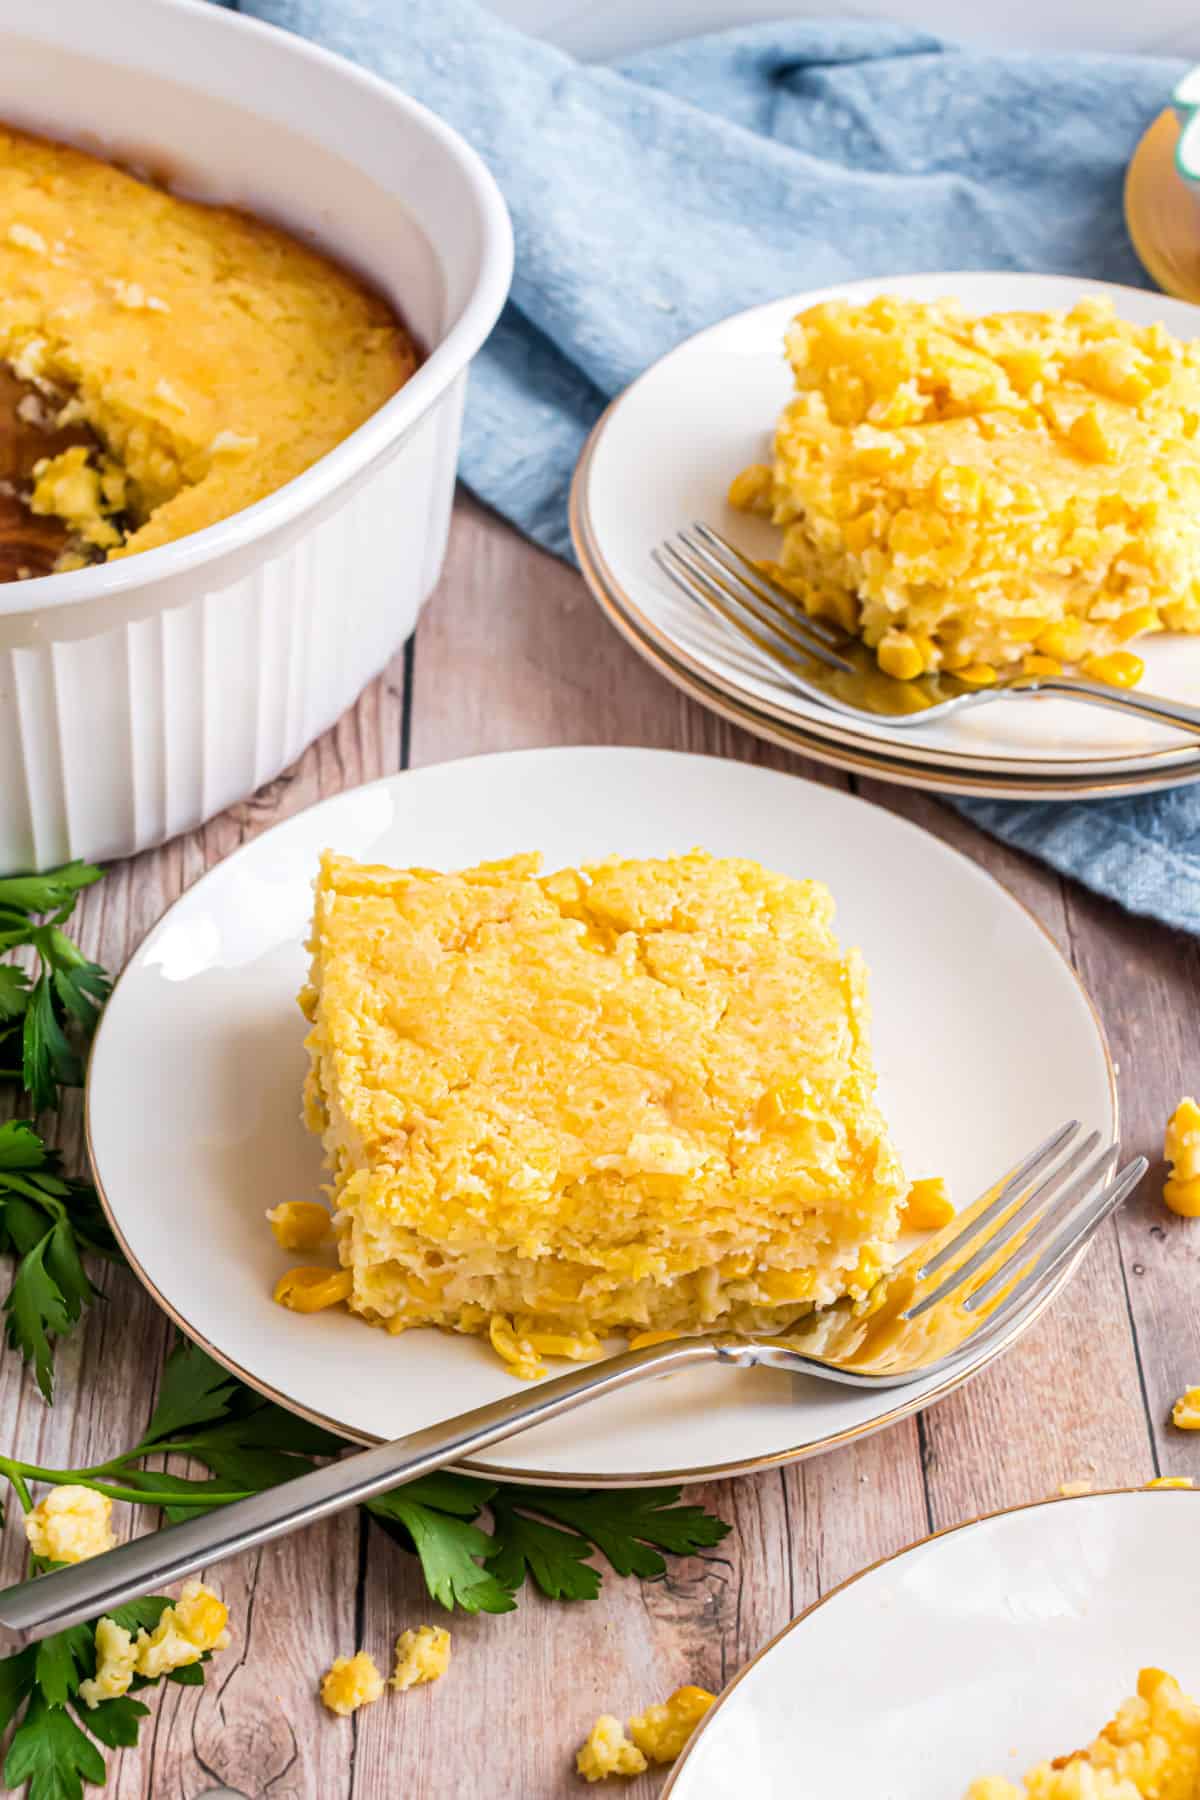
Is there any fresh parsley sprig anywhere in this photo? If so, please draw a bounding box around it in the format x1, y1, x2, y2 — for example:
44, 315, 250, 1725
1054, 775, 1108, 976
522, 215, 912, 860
0, 862, 110, 1113
0, 1340, 730, 1794
0, 1121, 118, 1404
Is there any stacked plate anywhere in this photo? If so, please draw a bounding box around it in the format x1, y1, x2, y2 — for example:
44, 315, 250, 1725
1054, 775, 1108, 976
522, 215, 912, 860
570, 271, 1200, 799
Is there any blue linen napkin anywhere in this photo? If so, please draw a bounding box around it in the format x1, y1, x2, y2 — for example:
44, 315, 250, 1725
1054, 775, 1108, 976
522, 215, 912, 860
231, 0, 1200, 934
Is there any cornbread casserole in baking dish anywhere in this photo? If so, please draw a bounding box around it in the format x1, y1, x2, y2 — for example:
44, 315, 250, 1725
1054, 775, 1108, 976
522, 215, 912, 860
0, 123, 415, 572
288, 848, 910, 1379
731, 294, 1200, 688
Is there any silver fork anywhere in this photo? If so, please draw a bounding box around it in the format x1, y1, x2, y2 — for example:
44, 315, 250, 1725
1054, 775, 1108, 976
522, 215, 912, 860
655, 524, 1200, 736
0, 1121, 1143, 1647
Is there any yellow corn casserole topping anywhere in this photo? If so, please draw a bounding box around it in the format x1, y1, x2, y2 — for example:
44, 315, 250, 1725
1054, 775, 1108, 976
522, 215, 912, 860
732, 294, 1200, 682
0, 124, 415, 567
293, 849, 910, 1374
965, 1668, 1200, 1798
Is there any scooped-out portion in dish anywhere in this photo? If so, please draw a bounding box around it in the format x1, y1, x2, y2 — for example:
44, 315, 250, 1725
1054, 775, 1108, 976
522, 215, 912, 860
964, 1666, 1200, 1798
0, 123, 416, 576
283, 848, 913, 1379
731, 294, 1200, 692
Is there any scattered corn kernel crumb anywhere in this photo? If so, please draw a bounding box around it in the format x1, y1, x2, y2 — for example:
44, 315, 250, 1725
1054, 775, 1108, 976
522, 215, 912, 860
1058, 1480, 1094, 1497
391, 1625, 451, 1692
1164, 1098, 1200, 1217
576, 1716, 648, 1782
78, 1617, 138, 1709
266, 1201, 332, 1252
274, 1266, 353, 1312
24, 1486, 115, 1564
321, 1650, 384, 1716
134, 1580, 230, 1680
901, 1177, 954, 1231
1172, 1387, 1200, 1430
628, 1686, 717, 1764
1146, 1476, 1194, 1489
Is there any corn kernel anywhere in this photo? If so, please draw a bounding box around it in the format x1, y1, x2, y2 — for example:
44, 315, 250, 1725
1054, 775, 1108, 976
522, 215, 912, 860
1021, 653, 1061, 676
1080, 650, 1144, 689
1146, 1476, 1194, 1488
955, 663, 998, 687
1172, 1386, 1200, 1430
266, 1201, 332, 1252
1113, 604, 1161, 642
900, 1177, 954, 1230
321, 1651, 384, 1716
488, 1313, 545, 1381
1067, 405, 1116, 463
391, 1624, 451, 1692
933, 465, 984, 512
727, 463, 773, 513
1164, 1098, 1200, 1217
842, 511, 878, 554
758, 1267, 817, 1301
629, 1329, 682, 1349
1036, 621, 1086, 662
577, 1716, 647, 1782
628, 1686, 716, 1764
273, 1267, 353, 1312
876, 631, 925, 681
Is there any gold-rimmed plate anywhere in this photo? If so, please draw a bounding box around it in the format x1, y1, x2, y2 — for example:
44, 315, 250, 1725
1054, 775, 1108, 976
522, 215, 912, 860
86, 747, 1115, 1484
571, 271, 1200, 794
666, 1488, 1200, 1798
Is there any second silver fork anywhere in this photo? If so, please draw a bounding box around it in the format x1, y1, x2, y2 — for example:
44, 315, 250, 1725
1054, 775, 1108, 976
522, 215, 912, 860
655, 523, 1200, 738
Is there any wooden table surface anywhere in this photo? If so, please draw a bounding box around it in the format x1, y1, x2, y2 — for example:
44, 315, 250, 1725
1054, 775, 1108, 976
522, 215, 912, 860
3, 494, 1198, 1799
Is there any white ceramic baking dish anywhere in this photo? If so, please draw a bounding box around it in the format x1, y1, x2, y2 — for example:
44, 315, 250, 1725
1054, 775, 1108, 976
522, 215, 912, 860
0, 0, 512, 871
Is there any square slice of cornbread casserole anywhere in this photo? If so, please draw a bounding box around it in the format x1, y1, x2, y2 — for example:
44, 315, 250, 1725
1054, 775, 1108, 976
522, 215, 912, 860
297, 849, 908, 1378
731, 295, 1200, 687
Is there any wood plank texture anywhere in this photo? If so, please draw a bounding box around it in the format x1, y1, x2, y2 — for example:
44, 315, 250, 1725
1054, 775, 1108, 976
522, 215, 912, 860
1, 494, 1195, 1796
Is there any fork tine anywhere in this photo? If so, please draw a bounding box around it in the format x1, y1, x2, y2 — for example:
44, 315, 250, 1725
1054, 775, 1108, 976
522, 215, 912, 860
678, 529, 851, 663
685, 525, 848, 649
663, 537, 855, 674
959, 1141, 1120, 1315
917, 1120, 1080, 1281
965, 1155, 1147, 1323
658, 540, 845, 680
903, 1128, 1103, 1321
652, 546, 815, 674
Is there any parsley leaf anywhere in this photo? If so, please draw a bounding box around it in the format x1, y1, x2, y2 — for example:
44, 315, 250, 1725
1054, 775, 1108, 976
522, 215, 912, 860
137, 1341, 241, 1445
3, 1689, 106, 1800
366, 1493, 516, 1614
486, 1501, 601, 1602
72, 1693, 149, 1750
0, 965, 29, 1021
0, 861, 109, 1114
5, 1234, 73, 1404
0, 1646, 35, 1734
0, 1125, 110, 1402
0, 865, 103, 921
514, 1486, 731, 1579
32, 1624, 93, 1708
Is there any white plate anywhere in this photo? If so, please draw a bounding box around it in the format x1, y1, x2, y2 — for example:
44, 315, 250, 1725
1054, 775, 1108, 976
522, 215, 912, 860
86, 748, 1115, 1484
589, 557, 1200, 799
572, 271, 1200, 788
667, 1488, 1200, 1799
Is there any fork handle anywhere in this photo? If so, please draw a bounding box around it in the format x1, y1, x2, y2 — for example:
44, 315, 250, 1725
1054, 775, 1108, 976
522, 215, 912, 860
1037, 676, 1200, 737
0, 1337, 720, 1649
